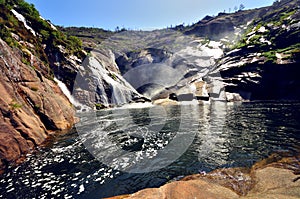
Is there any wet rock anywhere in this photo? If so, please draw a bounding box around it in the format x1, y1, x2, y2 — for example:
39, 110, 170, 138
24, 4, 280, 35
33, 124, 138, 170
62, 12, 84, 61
116, 48, 171, 74
73, 51, 147, 108
153, 98, 178, 106
182, 167, 253, 196
219, 55, 300, 101
215, 0, 300, 101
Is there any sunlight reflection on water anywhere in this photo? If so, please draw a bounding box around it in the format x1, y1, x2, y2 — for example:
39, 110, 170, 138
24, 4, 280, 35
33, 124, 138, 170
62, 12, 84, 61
0, 102, 299, 199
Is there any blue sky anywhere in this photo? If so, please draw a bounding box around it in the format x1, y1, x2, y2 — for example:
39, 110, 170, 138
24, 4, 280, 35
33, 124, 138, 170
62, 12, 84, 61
26, 0, 275, 30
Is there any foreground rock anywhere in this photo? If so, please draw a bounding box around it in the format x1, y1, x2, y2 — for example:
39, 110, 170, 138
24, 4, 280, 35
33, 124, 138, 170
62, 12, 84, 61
107, 153, 300, 199
0, 39, 75, 171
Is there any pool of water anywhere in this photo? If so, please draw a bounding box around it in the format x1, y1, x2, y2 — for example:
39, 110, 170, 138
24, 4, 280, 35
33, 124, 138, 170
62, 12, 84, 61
0, 101, 299, 198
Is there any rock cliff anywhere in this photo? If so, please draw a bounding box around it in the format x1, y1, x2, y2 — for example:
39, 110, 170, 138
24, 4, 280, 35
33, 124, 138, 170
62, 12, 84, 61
0, 0, 151, 170
0, 0, 90, 170
0, 0, 80, 170
0, 38, 75, 171
71, 0, 300, 103
72, 48, 148, 108
216, 0, 300, 101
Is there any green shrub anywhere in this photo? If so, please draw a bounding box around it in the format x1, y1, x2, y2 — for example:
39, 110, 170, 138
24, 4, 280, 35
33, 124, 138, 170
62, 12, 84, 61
9, 101, 22, 109
263, 51, 277, 63
109, 73, 117, 81
95, 103, 105, 110
7, 13, 19, 27
21, 57, 30, 65
0, 24, 19, 47
16, 0, 40, 20
40, 29, 50, 40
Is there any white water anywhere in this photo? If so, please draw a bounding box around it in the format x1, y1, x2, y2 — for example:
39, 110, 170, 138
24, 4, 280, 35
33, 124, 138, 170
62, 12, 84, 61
11, 9, 36, 36
39, 16, 57, 30
54, 78, 90, 111
115, 102, 154, 110
87, 56, 142, 106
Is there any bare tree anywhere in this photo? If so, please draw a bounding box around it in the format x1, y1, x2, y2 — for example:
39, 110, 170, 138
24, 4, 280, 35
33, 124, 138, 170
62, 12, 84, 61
239, 4, 245, 11
234, 6, 238, 12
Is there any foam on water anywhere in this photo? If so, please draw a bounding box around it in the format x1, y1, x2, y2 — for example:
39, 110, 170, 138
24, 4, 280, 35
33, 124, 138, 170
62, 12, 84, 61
114, 102, 154, 110
1, 103, 299, 198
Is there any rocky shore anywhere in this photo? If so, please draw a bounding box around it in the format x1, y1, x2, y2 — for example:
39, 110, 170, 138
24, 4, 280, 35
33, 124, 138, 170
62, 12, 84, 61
107, 152, 300, 199
0, 2, 299, 198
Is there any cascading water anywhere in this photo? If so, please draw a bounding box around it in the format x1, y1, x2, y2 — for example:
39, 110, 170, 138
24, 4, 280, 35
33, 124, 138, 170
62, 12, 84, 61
108, 30, 226, 101
72, 55, 145, 108
54, 77, 91, 111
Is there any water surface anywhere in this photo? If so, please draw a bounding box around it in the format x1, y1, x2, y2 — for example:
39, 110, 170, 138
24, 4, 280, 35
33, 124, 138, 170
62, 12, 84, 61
0, 102, 299, 198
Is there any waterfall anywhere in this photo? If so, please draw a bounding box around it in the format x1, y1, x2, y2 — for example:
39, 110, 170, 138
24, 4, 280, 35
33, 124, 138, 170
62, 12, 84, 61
202, 82, 209, 97
85, 56, 143, 106
111, 84, 128, 105
54, 78, 90, 111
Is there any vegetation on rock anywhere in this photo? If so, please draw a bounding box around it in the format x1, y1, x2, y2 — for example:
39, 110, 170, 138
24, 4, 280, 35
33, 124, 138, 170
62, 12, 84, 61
0, 0, 84, 78
0, 0, 79, 171
232, 0, 300, 63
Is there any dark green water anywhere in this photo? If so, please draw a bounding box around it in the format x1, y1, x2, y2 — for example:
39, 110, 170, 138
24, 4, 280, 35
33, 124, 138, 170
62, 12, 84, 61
0, 102, 299, 198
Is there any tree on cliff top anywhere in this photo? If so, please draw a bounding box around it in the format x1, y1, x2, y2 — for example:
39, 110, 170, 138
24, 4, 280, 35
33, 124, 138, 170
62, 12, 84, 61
239, 4, 245, 11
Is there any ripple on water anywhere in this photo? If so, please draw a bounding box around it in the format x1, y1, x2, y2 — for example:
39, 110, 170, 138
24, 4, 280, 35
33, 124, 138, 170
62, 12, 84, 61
0, 102, 299, 198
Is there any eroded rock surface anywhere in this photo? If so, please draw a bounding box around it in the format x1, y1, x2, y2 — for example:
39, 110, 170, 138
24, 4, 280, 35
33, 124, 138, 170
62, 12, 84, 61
108, 153, 300, 199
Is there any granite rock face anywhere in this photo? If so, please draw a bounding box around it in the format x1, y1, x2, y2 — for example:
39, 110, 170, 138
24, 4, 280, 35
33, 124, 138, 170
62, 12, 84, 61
219, 52, 300, 101
0, 39, 75, 171
91, 0, 300, 103
216, 0, 300, 101
72, 48, 148, 108
183, 8, 269, 40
